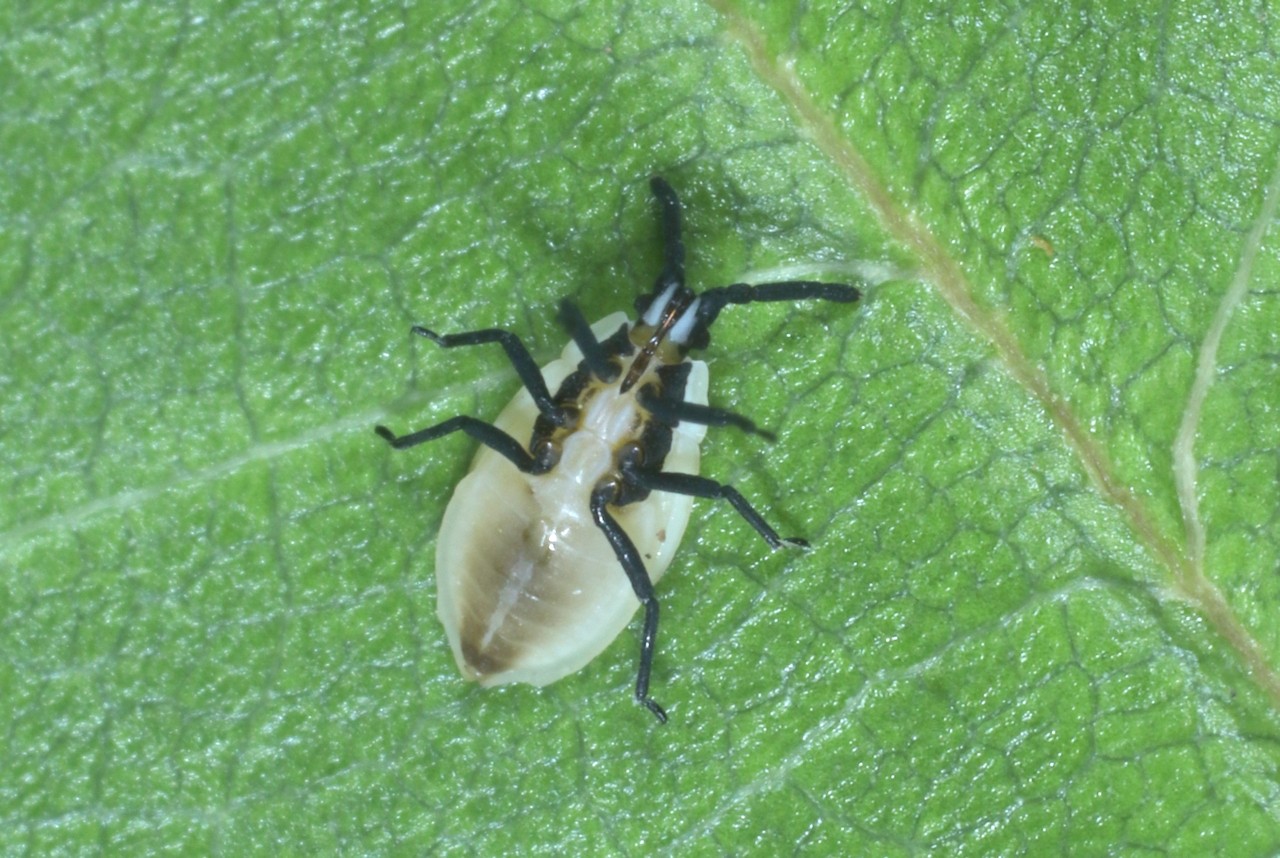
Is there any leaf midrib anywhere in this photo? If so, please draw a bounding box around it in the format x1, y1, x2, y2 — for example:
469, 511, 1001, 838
708, 0, 1280, 709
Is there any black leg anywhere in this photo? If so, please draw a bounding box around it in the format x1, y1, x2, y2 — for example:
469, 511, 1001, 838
695, 280, 861, 330
375, 416, 540, 473
409, 326, 565, 425
636, 385, 777, 441
649, 176, 686, 292
622, 466, 807, 549
590, 487, 668, 724
557, 299, 618, 382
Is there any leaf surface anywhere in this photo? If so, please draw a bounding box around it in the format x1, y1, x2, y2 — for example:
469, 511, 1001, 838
3, 0, 1279, 853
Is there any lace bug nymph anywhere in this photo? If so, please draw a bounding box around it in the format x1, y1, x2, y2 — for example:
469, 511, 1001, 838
376, 177, 860, 722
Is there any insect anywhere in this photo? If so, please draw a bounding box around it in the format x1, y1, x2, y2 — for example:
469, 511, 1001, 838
376, 177, 859, 722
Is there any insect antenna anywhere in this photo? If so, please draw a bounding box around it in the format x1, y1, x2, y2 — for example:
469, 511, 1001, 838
693, 280, 861, 334
649, 176, 686, 293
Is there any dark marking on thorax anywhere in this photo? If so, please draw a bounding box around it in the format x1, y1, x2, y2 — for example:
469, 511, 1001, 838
530, 323, 634, 451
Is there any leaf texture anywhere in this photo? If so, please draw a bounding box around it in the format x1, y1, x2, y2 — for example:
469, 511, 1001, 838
2, 0, 1279, 853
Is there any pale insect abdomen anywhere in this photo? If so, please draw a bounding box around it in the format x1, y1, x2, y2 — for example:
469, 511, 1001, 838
434, 315, 708, 687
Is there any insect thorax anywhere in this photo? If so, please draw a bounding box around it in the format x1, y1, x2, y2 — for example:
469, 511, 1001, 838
529, 322, 689, 506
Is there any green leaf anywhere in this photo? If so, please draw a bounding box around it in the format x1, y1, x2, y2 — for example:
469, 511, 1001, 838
3, 0, 1279, 853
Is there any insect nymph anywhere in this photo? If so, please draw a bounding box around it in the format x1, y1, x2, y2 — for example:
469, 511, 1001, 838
376, 177, 859, 722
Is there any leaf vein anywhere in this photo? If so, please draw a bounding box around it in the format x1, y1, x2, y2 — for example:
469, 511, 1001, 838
709, 0, 1280, 709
